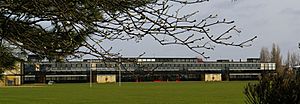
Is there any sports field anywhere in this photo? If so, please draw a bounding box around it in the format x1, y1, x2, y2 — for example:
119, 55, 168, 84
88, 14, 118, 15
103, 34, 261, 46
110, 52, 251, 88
0, 81, 251, 104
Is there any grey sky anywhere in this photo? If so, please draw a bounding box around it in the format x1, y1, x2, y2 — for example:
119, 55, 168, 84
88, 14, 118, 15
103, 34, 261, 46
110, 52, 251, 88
101, 0, 300, 60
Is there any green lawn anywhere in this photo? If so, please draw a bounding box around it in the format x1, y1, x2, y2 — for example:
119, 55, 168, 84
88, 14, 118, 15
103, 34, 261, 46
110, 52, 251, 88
0, 81, 251, 104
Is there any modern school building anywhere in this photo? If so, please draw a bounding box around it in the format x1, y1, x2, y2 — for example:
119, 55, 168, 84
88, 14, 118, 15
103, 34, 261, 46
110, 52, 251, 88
23, 57, 276, 83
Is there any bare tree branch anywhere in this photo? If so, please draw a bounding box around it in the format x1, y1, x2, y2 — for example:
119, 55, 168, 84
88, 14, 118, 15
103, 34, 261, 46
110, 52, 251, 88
0, 0, 257, 60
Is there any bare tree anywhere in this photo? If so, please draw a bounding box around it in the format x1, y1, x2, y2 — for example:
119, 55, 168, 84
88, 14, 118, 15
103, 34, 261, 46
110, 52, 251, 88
286, 51, 300, 67
0, 0, 257, 60
260, 47, 270, 63
291, 52, 300, 66
286, 51, 291, 67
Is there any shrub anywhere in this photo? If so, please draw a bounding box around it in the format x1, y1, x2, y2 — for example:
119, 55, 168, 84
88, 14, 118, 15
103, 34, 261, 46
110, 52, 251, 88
244, 72, 300, 104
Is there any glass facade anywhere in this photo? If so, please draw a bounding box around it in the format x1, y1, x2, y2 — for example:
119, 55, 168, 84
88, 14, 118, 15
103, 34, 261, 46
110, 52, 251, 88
23, 58, 276, 83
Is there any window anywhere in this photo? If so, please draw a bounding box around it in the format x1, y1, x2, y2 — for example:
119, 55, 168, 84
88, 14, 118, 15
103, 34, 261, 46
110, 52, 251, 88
98, 64, 103, 67
207, 64, 211, 67
138, 59, 142, 62
171, 64, 175, 67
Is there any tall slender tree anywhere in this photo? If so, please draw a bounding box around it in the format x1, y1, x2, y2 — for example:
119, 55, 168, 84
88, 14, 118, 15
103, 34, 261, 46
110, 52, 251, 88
270, 43, 282, 73
286, 51, 291, 67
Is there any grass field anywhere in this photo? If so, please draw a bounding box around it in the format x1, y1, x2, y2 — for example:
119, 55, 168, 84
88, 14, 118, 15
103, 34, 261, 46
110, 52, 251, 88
0, 81, 252, 104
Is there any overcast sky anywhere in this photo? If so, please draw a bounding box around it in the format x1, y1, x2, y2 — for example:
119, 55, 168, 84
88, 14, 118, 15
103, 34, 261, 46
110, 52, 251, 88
101, 0, 300, 61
